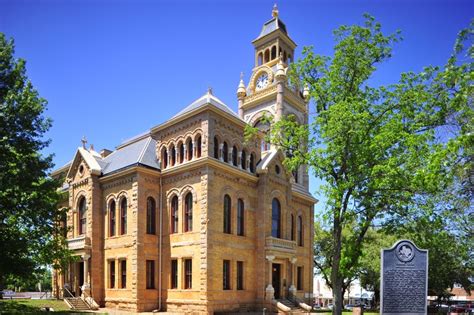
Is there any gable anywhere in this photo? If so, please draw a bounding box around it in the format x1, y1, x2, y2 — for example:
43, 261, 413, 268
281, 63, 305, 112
66, 147, 102, 180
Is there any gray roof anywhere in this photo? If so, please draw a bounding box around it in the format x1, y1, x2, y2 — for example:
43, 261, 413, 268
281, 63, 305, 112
101, 136, 159, 175
256, 17, 288, 40
170, 92, 240, 120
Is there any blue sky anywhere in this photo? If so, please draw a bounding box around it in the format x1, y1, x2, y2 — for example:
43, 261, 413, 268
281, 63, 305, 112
1, 0, 472, 213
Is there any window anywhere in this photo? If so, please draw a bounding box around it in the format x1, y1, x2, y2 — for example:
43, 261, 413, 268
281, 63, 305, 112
298, 216, 303, 246
146, 260, 155, 289
272, 198, 281, 238
223, 195, 231, 234
241, 150, 247, 170
184, 259, 192, 289
264, 49, 270, 63
237, 261, 244, 290
237, 199, 244, 236
223, 260, 231, 290
249, 153, 255, 173
222, 142, 228, 162
196, 136, 202, 158
78, 197, 86, 235
290, 214, 295, 241
297, 266, 303, 290
271, 46, 277, 60
187, 138, 193, 161
146, 197, 156, 234
120, 260, 127, 288
109, 260, 115, 288
232, 146, 238, 166
171, 196, 178, 234
109, 200, 116, 237
258, 52, 263, 66
170, 145, 176, 166
120, 198, 127, 235
184, 193, 193, 232
293, 170, 299, 183
178, 142, 184, 164
162, 148, 168, 169
171, 259, 178, 289
214, 136, 219, 159
275, 165, 280, 174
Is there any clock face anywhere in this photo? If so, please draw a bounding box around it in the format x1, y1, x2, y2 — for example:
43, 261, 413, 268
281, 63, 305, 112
256, 73, 269, 90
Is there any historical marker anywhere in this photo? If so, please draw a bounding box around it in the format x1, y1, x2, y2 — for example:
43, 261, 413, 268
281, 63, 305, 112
381, 240, 428, 315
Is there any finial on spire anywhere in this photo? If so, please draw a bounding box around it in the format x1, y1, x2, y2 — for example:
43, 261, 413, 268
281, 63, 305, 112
272, 3, 279, 18
81, 136, 87, 149
207, 87, 213, 95
240, 72, 244, 80
90, 144, 95, 151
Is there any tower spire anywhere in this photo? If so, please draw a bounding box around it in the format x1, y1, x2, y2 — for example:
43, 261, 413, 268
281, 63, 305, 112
272, 4, 279, 18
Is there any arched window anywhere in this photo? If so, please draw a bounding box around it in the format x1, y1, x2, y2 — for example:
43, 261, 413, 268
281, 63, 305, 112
232, 146, 238, 166
178, 142, 184, 164
187, 138, 193, 161
288, 55, 292, 63
162, 149, 168, 169
214, 136, 219, 159
222, 142, 229, 163
237, 199, 244, 236
271, 46, 277, 60
109, 200, 116, 237
254, 119, 271, 151
298, 216, 303, 246
171, 196, 178, 234
293, 170, 299, 184
78, 197, 86, 235
271, 198, 281, 238
241, 150, 247, 170
170, 145, 176, 166
196, 135, 202, 158
258, 52, 263, 66
120, 197, 127, 235
264, 49, 270, 63
290, 214, 295, 241
250, 153, 256, 173
223, 194, 231, 234
283, 51, 287, 63
146, 197, 156, 235
184, 193, 193, 232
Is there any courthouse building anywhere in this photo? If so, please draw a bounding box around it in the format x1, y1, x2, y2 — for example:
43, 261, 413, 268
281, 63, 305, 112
52, 6, 317, 313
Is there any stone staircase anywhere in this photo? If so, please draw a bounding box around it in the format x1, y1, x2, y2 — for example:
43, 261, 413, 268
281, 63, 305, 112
64, 297, 92, 311
276, 298, 311, 314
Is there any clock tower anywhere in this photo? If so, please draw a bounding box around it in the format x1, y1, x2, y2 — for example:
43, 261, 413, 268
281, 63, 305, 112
236, 4, 310, 189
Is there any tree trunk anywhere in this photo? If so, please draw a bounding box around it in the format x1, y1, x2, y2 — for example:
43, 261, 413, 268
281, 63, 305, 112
332, 223, 344, 315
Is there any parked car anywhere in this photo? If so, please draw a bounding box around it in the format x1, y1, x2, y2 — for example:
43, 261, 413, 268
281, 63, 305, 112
345, 304, 355, 310
327, 303, 334, 310
450, 305, 467, 313
313, 304, 321, 310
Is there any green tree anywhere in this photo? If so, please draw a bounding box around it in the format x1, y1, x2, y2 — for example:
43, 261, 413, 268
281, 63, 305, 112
0, 33, 71, 295
253, 16, 472, 315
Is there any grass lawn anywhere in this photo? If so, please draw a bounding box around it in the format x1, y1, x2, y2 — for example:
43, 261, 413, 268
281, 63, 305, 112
0, 299, 103, 314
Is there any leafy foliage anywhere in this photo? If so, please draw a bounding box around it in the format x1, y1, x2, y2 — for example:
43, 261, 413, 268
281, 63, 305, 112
0, 33, 72, 291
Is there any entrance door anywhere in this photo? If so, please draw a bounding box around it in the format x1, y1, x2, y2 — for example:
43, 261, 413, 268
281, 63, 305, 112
78, 262, 84, 296
272, 263, 281, 299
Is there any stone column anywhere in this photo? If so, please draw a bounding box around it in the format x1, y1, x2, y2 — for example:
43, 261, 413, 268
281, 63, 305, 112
219, 144, 224, 161
183, 144, 187, 162
81, 254, 90, 298
289, 257, 297, 296
192, 141, 196, 159
246, 157, 251, 172
265, 255, 275, 301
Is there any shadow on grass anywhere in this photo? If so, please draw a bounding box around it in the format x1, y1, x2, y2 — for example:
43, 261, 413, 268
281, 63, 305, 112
0, 300, 105, 314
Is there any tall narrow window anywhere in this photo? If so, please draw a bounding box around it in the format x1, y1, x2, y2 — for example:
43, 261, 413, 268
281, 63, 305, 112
249, 153, 255, 173
187, 138, 193, 161
146, 260, 155, 289
222, 142, 228, 162
184, 259, 192, 289
258, 52, 263, 66
146, 197, 156, 234
241, 150, 247, 170
297, 266, 303, 290
162, 149, 168, 169
290, 214, 295, 241
223, 195, 231, 234
196, 136, 202, 158
237, 199, 244, 236
109, 200, 116, 237
170, 146, 176, 166
293, 170, 299, 183
171, 196, 178, 234
171, 259, 178, 289
78, 197, 86, 235
272, 198, 281, 238
178, 142, 184, 164
271, 46, 277, 60
109, 260, 115, 288
237, 261, 244, 290
298, 216, 303, 246
120, 198, 127, 235
232, 146, 238, 166
184, 193, 193, 232
223, 260, 231, 290
120, 260, 127, 288
214, 137, 219, 159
